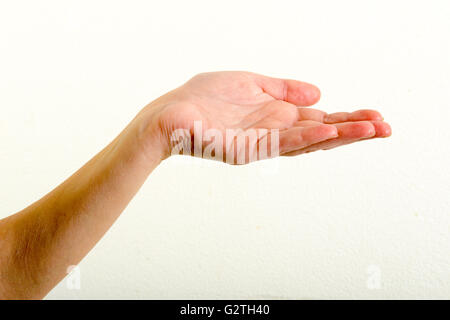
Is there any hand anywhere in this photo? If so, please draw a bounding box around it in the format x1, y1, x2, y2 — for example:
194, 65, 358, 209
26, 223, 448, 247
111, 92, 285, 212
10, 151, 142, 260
138, 71, 391, 163
0, 71, 392, 299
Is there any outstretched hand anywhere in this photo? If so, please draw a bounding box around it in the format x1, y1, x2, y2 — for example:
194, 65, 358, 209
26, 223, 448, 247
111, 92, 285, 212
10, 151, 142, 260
0, 71, 392, 299
139, 71, 391, 164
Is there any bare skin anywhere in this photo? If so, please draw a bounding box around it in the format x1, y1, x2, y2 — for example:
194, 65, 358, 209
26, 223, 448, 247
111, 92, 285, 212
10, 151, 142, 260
0, 71, 391, 299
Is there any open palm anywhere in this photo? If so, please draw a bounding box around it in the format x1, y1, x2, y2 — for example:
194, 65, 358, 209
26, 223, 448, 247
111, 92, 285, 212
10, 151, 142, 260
149, 71, 391, 163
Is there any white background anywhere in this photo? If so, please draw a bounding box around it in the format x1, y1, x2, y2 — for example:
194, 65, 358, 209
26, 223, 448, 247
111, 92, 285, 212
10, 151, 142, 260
0, 0, 449, 299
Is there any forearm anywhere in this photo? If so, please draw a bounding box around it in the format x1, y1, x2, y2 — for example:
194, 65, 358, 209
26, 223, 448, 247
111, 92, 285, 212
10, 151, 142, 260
0, 71, 391, 299
0, 109, 164, 299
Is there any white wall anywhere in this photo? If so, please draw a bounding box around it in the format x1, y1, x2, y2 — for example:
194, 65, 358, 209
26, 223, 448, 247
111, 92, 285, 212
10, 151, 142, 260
0, 0, 449, 299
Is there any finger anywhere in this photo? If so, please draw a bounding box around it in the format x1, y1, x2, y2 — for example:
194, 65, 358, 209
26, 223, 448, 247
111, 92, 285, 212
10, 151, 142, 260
253, 73, 321, 106
293, 120, 324, 127
297, 108, 383, 123
283, 121, 390, 156
279, 124, 338, 154
323, 109, 383, 123
297, 108, 327, 122
303, 122, 390, 153
370, 120, 392, 138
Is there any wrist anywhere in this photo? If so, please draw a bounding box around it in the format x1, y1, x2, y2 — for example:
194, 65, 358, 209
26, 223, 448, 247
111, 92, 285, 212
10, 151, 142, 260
129, 102, 171, 165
